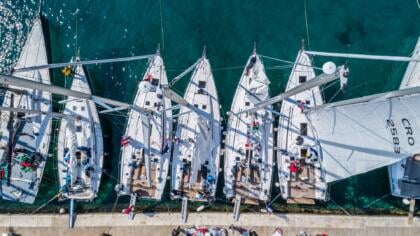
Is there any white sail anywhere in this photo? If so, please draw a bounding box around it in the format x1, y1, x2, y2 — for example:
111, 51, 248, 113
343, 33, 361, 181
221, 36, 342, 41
308, 91, 420, 183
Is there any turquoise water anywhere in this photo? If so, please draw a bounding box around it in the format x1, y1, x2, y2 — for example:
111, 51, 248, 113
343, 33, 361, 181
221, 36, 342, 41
0, 0, 419, 214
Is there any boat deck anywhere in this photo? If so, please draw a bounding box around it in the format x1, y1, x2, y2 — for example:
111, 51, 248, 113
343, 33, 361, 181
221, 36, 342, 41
0, 18, 52, 204
171, 57, 221, 202
132, 159, 158, 198
224, 53, 273, 204
277, 50, 326, 204
58, 64, 103, 201
119, 54, 171, 200
180, 169, 205, 199
288, 163, 316, 204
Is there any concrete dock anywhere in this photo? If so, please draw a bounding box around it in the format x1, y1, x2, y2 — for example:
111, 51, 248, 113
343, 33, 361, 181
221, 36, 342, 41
0, 212, 419, 235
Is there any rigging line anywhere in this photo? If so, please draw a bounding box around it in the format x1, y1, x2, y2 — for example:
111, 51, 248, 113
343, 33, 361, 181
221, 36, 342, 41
303, 0, 311, 50
259, 54, 323, 71
212, 66, 244, 71
37, 0, 42, 16
320, 79, 340, 93
327, 87, 342, 103
102, 170, 119, 182
159, 0, 165, 52
363, 193, 391, 209
268, 192, 283, 205
74, 10, 78, 58
259, 54, 295, 65
329, 198, 352, 216
30, 192, 62, 214
417, 0, 420, 10
169, 59, 200, 86
105, 197, 120, 235
265, 65, 294, 70
325, 80, 368, 104
111, 194, 120, 212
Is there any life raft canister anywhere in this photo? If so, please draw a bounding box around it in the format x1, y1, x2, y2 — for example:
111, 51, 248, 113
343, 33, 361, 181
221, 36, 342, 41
62, 66, 72, 77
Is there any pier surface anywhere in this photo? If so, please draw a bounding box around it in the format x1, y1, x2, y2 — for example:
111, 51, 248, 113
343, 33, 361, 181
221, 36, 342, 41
0, 212, 419, 235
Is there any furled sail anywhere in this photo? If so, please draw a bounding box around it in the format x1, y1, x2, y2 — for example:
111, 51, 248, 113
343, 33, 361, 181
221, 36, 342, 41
307, 91, 420, 183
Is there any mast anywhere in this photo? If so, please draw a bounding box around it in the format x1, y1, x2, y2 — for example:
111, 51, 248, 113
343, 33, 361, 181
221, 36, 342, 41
143, 115, 152, 188
13, 55, 153, 73
169, 60, 201, 86
161, 85, 216, 122
306, 51, 420, 62
6, 94, 14, 186
0, 106, 70, 120
234, 64, 349, 115
0, 74, 149, 114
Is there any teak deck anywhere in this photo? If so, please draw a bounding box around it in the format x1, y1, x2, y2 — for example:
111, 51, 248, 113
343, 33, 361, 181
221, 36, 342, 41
132, 161, 157, 198
288, 163, 316, 204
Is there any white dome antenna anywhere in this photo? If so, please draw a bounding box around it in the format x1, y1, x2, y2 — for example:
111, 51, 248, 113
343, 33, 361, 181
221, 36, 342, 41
322, 61, 337, 75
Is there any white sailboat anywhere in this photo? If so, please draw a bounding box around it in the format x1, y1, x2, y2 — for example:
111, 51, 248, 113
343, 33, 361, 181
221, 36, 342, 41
223, 46, 274, 215
57, 61, 103, 201
388, 37, 420, 199
305, 88, 420, 185
277, 48, 328, 204
0, 18, 52, 204
0, 49, 152, 227
170, 51, 221, 205
116, 48, 172, 201
300, 45, 420, 186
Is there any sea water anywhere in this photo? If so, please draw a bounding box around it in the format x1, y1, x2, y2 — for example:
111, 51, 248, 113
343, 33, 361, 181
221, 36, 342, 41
0, 0, 419, 215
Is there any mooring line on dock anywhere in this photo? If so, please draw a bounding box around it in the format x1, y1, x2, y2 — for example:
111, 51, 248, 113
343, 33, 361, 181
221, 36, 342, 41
112, 194, 120, 212
102, 170, 119, 182
363, 193, 391, 209
329, 198, 352, 216
31, 192, 61, 214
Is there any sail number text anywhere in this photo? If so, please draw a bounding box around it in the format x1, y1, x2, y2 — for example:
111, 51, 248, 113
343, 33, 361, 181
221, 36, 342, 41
387, 118, 415, 154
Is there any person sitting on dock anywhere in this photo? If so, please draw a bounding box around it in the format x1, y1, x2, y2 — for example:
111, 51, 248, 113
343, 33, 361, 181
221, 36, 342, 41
122, 205, 134, 215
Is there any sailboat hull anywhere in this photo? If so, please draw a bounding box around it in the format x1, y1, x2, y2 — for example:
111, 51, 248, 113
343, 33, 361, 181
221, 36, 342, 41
57, 64, 103, 201
170, 58, 221, 202
277, 50, 327, 203
224, 53, 274, 203
118, 55, 172, 200
0, 18, 52, 204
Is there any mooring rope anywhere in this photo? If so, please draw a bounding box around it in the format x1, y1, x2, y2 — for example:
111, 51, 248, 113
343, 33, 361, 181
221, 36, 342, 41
363, 193, 391, 209
259, 54, 323, 71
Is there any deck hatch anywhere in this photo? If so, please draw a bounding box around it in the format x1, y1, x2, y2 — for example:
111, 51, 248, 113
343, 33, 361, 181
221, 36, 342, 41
299, 76, 307, 83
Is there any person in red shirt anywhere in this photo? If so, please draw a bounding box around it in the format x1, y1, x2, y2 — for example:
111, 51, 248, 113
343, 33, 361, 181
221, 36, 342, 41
289, 160, 301, 173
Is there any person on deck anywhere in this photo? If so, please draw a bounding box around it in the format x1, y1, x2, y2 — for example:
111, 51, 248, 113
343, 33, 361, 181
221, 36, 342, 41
289, 160, 301, 173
